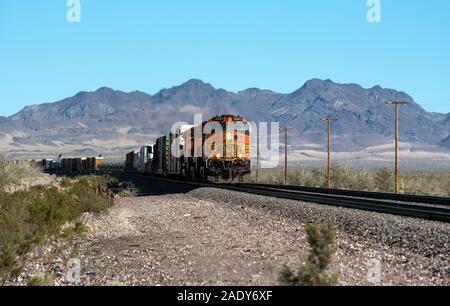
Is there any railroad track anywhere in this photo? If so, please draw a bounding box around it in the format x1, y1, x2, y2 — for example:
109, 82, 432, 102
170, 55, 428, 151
228, 184, 450, 223
238, 183, 450, 206
115, 173, 450, 223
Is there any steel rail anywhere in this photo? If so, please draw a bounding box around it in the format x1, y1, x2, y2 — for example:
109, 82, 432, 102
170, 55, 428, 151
222, 184, 450, 223
238, 183, 450, 206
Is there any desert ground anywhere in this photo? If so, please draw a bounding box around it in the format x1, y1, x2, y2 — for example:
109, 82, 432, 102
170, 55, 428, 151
9, 175, 449, 286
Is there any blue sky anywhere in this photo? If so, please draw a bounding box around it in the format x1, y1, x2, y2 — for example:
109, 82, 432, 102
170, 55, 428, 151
1, 0, 449, 116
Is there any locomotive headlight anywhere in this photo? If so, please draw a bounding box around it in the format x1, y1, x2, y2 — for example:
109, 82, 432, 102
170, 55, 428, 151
226, 132, 232, 141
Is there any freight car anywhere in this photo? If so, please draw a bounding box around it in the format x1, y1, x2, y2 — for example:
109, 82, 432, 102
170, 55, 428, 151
139, 145, 153, 174
55, 156, 104, 172
152, 135, 169, 175
125, 151, 135, 172
125, 146, 154, 173
151, 125, 194, 176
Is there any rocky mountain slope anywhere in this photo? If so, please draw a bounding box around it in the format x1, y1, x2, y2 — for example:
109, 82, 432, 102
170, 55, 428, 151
439, 135, 450, 149
0, 79, 449, 157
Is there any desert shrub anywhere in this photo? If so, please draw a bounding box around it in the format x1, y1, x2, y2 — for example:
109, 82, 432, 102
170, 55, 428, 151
27, 272, 55, 287
59, 177, 72, 189
0, 155, 42, 189
0, 176, 114, 284
104, 176, 121, 189
280, 223, 338, 286
328, 165, 374, 191
252, 165, 449, 196
373, 168, 394, 192
67, 176, 113, 214
401, 172, 450, 196
61, 219, 88, 239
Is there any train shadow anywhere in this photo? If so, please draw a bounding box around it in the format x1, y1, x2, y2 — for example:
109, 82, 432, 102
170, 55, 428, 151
108, 172, 209, 197
49, 171, 221, 197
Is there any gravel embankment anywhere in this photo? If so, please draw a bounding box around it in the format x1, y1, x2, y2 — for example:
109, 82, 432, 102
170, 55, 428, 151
9, 186, 449, 286
187, 188, 450, 258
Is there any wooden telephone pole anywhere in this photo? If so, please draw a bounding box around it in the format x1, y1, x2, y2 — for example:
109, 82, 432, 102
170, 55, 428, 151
321, 117, 337, 188
385, 101, 409, 193
256, 133, 260, 183
281, 128, 291, 185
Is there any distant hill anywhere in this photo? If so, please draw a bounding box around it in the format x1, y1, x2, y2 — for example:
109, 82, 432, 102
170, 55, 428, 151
0, 79, 449, 157
442, 114, 450, 126
439, 135, 450, 149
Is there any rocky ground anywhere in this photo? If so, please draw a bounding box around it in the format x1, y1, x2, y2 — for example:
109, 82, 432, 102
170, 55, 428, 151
8, 182, 450, 286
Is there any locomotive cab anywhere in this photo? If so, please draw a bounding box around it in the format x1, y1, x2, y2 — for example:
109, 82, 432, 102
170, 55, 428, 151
181, 115, 252, 183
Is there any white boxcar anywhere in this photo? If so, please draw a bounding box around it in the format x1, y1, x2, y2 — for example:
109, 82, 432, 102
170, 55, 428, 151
138, 145, 154, 173
169, 125, 195, 175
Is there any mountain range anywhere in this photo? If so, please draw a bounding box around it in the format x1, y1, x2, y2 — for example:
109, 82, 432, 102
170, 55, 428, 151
0, 79, 449, 159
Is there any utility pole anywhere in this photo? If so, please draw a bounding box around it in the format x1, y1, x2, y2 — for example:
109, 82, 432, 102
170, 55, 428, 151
321, 117, 337, 188
256, 132, 260, 183
281, 128, 291, 185
385, 101, 409, 193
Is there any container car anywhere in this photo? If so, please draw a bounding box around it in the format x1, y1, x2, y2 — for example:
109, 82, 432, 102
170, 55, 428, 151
94, 156, 105, 170
170, 125, 195, 175
133, 151, 140, 172
152, 135, 170, 175
138, 145, 153, 174
41, 159, 54, 171
125, 151, 135, 172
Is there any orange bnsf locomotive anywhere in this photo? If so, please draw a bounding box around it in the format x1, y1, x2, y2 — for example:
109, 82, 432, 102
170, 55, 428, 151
180, 115, 251, 182
126, 115, 252, 183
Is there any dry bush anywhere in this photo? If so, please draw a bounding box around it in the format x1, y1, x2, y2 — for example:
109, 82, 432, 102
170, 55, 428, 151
0, 155, 42, 189
251, 165, 449, 196
400, 171, 450, 197
27, 272, 55, 287
0, 176, 114, 285
280, 223, 338, 286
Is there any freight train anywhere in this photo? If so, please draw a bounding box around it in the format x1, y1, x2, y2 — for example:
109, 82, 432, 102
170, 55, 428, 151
126, 115, 252, 183
30, 156, 105, 172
